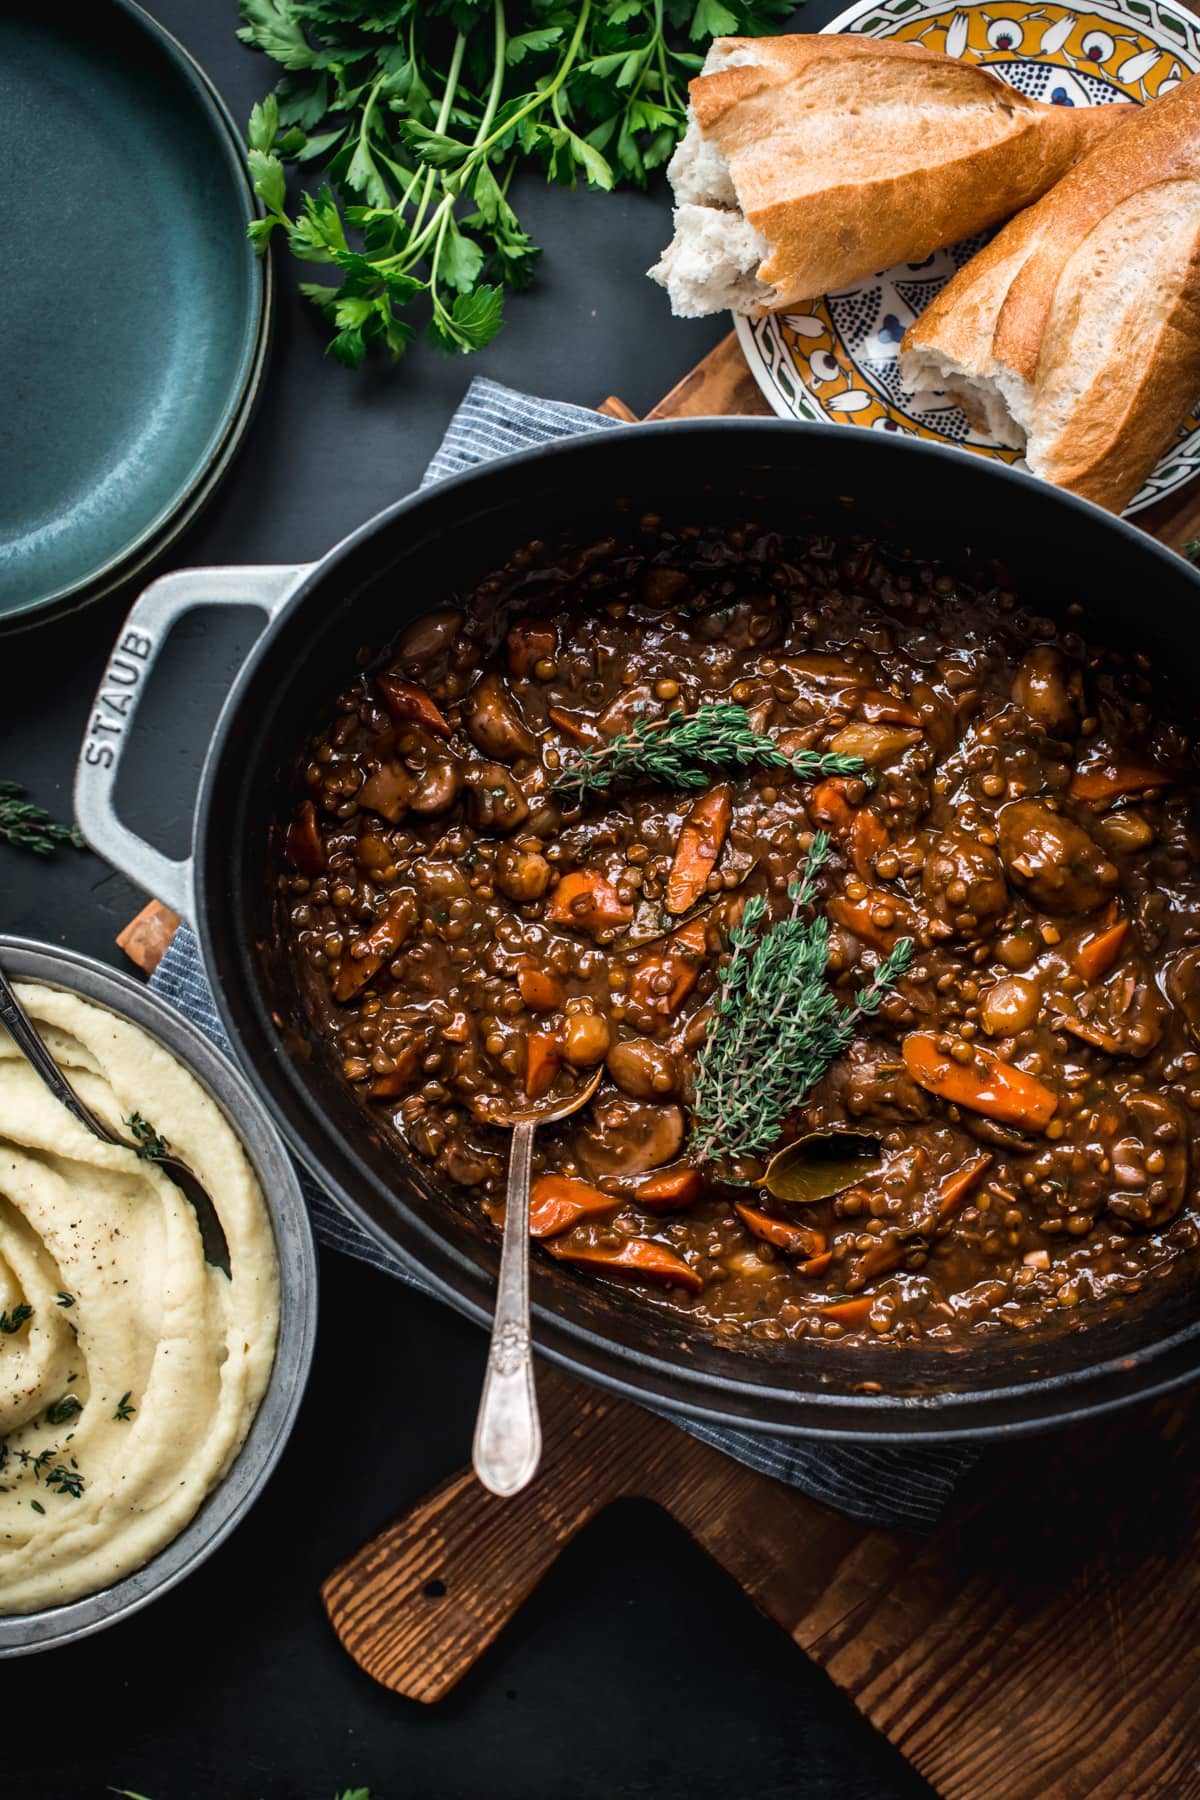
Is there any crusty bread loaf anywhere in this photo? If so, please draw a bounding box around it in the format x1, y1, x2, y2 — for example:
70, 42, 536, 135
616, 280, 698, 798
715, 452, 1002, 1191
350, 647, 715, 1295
649, 35, 1125, 315
900, 76, 1200, 513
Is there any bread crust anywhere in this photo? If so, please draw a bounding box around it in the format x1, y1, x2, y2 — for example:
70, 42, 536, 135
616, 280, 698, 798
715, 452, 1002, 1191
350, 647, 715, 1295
690, 35, 1125, 304
993, 78, 1200, 378
901, 77, 1200, 513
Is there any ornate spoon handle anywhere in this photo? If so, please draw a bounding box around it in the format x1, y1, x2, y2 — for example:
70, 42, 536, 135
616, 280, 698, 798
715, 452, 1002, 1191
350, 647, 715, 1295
473, 1117, 542, 1497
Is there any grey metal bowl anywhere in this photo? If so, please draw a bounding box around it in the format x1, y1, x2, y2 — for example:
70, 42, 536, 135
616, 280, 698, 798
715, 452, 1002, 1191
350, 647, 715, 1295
0, 936, 318, 1655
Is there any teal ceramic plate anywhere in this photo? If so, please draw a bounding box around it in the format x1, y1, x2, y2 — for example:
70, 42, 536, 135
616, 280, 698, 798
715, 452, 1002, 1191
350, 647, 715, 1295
0, 0, 269, 628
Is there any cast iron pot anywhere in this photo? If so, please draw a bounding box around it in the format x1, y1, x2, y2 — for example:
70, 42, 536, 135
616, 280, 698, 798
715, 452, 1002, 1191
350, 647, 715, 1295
75, 420, 1200, 1441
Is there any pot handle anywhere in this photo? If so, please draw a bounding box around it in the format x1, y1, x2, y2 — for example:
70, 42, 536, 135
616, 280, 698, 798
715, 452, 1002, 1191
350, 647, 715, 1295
74, 564, 310, 922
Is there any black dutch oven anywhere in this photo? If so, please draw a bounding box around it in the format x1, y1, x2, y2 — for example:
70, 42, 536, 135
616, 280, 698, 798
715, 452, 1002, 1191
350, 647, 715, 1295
75, 420, 1200, 1440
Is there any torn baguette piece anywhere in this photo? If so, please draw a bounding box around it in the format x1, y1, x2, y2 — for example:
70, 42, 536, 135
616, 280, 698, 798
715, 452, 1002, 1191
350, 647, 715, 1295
649, 34, 1126, 316
900, 76, 1200, 513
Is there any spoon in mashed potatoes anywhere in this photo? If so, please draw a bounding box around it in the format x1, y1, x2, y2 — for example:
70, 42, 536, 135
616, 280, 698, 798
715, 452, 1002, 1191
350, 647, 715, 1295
0, 973, 279, 1615
0, 968, 230, 1274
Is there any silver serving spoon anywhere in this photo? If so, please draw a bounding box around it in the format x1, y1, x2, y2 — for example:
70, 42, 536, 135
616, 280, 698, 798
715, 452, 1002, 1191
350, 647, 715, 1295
472, 1066, 603, 1497
0, 966, 231, 1277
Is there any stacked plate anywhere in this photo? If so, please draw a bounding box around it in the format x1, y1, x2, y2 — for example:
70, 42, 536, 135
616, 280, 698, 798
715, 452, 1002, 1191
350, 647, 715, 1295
0, 0, 270, 631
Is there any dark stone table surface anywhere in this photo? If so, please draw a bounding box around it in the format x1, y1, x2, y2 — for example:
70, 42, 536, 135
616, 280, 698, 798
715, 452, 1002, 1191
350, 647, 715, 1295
2, 4, 934, 1794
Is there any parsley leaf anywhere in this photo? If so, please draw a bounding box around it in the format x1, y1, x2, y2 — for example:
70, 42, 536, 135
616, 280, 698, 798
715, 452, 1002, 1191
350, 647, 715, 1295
239, 0, 794, 363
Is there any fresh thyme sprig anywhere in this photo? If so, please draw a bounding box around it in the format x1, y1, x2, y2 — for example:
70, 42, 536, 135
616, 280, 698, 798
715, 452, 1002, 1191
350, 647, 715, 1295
551, 703, 866, 803
0, 782, 84, 856
690, 833, 914, 1175
126, 1114, 170, 1162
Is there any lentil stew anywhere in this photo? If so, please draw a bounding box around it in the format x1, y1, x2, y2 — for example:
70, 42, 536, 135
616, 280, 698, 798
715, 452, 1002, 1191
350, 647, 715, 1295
274, 509, 1200, 1352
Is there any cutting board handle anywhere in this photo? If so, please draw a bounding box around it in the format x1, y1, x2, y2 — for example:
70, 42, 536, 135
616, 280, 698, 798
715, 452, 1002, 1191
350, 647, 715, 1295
322, 1367, 646, 1701
321, 1463, 607, 1703
320, 1358, 875, 1704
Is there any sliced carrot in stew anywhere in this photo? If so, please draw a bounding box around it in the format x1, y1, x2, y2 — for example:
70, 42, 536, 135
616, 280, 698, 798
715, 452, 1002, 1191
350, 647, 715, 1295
333, 897, 417, 1002
672, 915, 710, 956
529, 1174, 618, 1238
665, 784, 732, 915
1069, 760, 1168, 804
547, 1235, 703, 1293
629, 918, 710, 1017
856, 688, 921, 728
734, 1203, 825, 1260
629, 953, 700, 1017
524, 1031, 561, 1099
828, 891, 912, 954
808, 777, 856, 835
376, 675, 453, 737
848, 808, 889, 882
517, 964, 565, 1013
1075, 918, 1129, 984
902, 1033, 1058, 1131
505, 618, 557, 679
821, 1296, 874, 1325
851, 1240, 906, 1283
370, 1044, 421, 1099
935, 1153, 993, 1221
807, 779, 889, 880
637, 1166, 704, 1209
545, 869, 634, 935
285, 800, 325, 875
547, 704, 599, 746
800, 1250, 834, 1278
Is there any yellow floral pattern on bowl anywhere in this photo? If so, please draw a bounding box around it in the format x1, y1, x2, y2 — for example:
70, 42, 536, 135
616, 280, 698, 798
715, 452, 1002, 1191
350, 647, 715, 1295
734, 0, 1200, 514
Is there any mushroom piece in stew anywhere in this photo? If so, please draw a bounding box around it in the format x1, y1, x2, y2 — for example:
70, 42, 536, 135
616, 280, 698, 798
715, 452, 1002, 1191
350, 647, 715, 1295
276, 513, 1200, 1346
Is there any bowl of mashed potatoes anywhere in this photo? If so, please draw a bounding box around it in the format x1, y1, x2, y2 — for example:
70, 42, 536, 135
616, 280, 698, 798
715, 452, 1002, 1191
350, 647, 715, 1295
0, 937, 316, 1653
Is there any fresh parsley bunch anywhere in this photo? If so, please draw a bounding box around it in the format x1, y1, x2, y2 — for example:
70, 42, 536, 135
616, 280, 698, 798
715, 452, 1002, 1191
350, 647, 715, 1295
239, 0, 793, 366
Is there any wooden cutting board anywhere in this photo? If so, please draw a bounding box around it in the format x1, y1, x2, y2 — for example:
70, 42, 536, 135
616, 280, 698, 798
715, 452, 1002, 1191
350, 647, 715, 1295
118, 332, 1200, 1800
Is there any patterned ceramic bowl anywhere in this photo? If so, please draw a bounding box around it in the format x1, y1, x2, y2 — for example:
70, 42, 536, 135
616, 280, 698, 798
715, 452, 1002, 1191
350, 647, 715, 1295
735, 0, 1200, 514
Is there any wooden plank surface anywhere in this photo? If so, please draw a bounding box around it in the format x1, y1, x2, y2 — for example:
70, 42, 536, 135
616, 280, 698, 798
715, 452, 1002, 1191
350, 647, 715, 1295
121, 330, 1200, 1798
323, 1362, 1200, 1800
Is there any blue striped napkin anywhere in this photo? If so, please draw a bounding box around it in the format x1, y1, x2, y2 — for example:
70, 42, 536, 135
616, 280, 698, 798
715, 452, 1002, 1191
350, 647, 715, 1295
150, 377, 975, 1530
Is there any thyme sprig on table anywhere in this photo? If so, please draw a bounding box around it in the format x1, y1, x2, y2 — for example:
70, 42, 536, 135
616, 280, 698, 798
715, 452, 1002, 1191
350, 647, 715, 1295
552, 703, 866, 803
0, 782, 83, 857
690, 833, 914, 1175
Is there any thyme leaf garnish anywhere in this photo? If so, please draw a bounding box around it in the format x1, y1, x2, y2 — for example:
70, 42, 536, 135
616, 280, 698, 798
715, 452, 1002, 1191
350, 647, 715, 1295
0, 1303, 32, 1336
44, 1396, 82, 1427
44, 1462, 85, 1500
126, 1114, 170, 1161
551, 703, 866, 803
690, 833, 914, 1176
113, 1393, 136, 1423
